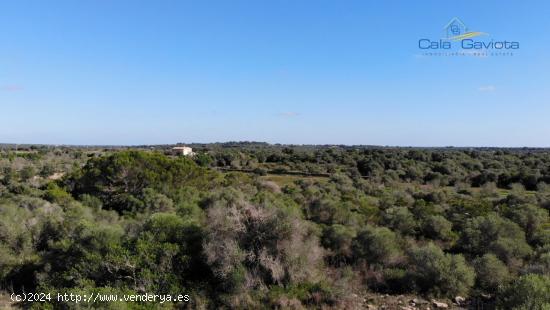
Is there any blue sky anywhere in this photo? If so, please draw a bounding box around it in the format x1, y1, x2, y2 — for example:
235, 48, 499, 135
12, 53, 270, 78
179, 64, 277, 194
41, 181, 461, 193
1, 0, 549, 146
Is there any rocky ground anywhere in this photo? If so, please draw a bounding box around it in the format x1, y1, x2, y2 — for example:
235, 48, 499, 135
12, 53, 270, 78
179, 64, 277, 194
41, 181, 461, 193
360, 293, 470, 310
0, 293, 16, 309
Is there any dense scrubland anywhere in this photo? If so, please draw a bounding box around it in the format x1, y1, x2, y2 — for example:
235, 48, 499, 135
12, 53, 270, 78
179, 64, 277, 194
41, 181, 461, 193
1, 143, 549, 309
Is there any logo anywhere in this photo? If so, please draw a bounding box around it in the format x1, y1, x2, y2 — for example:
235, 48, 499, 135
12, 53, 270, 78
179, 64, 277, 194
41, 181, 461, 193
418, 18, 519, 56
443, 17, 487, 41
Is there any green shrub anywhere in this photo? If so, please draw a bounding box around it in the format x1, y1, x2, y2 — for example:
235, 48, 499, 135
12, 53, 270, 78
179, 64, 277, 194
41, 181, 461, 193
79, 193, 103, 210
409, 243, 475, 297
142, 188, 174, 212
504, 204, 549, 244
422, 215, 455, 241
43, 182, 73, 205
458, 213, 532, 264
352, 225, 402, 266
321, 224, 356, 264
70, 151, 217, 212
382, 206, 417, 235
474, 254, 511, 293
382, 268, 410, 293
498, 274, 550, 310
267, 282, 335, 307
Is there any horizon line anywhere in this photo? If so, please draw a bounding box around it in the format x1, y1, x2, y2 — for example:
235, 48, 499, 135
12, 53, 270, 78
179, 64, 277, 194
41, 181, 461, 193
1, 141, 549, 149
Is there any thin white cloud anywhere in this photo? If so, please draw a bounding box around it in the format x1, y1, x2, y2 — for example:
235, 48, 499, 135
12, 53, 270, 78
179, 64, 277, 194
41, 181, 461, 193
1, 84, 23, 92
478, 85, 496, 92
279, 112, 300, 117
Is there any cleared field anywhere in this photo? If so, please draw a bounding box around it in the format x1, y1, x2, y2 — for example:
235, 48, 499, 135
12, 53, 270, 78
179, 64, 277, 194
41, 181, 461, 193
259, 174, 328, 187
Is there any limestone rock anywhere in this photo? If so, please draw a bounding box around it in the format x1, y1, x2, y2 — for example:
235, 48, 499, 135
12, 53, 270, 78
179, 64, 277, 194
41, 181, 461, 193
431, 299, 448, 308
